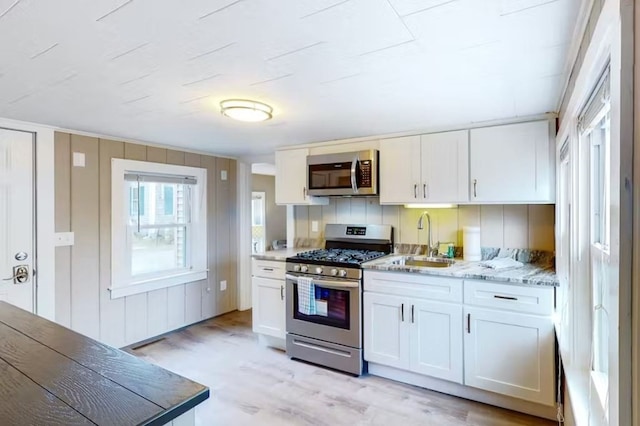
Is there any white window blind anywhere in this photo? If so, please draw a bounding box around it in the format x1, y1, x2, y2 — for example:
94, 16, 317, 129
578, 65, 611, 133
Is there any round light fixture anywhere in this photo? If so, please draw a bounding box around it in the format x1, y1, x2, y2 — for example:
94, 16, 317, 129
220, 99, 273, 122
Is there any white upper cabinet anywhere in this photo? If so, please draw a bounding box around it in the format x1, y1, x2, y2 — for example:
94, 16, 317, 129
275, 148, 328, 205
379, 136, 422, 203
469, 120, 555, 203
380, 131, 469, 204
421, 131, 469, 203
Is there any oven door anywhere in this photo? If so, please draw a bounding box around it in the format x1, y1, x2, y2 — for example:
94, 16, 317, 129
285, 273, 361, 349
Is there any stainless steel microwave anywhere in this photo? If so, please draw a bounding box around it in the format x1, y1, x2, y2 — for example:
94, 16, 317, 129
307, 150, 379, 197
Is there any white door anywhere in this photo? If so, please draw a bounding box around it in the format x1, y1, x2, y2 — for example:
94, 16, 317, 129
421, 130, 469, 203
463, 306, 555, 406
410, 300, 463, 384
469, 121, 552, 202
0, 129, 35, 311
363, 292, 410, 369
252, 276, 285, 338
379, 136, 421, 203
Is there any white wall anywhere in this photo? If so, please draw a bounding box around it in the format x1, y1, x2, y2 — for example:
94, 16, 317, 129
295, 198, 555, 251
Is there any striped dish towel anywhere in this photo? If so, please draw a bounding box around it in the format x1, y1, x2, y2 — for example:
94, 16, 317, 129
297, 276, 316, 315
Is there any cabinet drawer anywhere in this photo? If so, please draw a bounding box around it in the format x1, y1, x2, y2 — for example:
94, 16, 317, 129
463, 280, 553, 315
252, 260, 286, 280
364, 271, 462, 303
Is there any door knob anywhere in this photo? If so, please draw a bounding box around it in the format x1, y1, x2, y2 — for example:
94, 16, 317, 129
3, 265, 29, 284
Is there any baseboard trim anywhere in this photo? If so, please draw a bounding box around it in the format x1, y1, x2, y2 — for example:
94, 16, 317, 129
368, 363, 558, 421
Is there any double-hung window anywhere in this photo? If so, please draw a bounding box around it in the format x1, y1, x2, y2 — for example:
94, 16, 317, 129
578, 67, 611, 405
110, 159, 207, 298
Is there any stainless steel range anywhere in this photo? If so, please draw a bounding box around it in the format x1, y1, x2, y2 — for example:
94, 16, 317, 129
285, 224, 394, 375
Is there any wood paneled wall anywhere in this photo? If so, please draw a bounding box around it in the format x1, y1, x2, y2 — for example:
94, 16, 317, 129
295, 199, 555, 251
54, 133, 238, 348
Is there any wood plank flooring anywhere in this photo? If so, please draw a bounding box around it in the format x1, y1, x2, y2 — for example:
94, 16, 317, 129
128, 310, 556, 426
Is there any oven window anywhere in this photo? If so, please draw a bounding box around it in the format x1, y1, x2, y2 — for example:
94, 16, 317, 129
309, 162, 354, 190
293, 283, 350, 329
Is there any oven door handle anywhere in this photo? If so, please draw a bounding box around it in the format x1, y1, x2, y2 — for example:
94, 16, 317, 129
286, 274, 360, 289
350, 156, 359, 194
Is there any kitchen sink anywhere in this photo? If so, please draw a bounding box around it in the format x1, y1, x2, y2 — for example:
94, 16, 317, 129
391, 256, 455, 268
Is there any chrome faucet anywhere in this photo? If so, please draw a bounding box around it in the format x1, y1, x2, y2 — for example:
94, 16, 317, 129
417, 211, 438, 257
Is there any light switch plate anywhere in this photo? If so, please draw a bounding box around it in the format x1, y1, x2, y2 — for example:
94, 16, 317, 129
311, 221, 319, 232
220, 170, 227, 181
220, 280, 227, 291
54, 232, 75, 247
73, 152, 85, 167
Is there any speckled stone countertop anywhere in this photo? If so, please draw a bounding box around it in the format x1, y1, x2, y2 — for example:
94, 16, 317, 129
362, 255, 558, 287
252, 247, 320, 262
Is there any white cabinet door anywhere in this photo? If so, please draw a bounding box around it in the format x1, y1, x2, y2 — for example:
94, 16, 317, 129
252, 277, 285, 339
410, 300, 463, 384
463, 306, 555, 406
363, 292, 410, 369
421, 130, 469, 203
275, 149, 328, 205
379, 136, 422, 204
275, 148, 307, 204
469, 120, 553, 203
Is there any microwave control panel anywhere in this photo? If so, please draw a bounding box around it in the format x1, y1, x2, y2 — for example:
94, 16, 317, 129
360, 160, 372, 187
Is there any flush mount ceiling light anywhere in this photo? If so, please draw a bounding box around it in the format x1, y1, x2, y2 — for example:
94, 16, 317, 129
220, 99, 273, 122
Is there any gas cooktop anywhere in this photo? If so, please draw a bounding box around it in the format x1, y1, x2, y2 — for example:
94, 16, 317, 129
288, 248, 388, 266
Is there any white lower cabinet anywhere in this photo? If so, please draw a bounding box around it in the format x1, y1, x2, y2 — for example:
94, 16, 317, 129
252, 276, 285, 339
410, 299, 463, 383
252, 259, 286, 346
363, 270, 556, 410
463, 306, 555, 406
363, 272, 464, 384
363, 293, 409, 369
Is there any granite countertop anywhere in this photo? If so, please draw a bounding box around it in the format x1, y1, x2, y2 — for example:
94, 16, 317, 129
363, 254, 558, 287
252, 247, 319, 262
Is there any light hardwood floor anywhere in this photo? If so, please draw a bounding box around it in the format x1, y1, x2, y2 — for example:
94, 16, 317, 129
129, 310, 556, 426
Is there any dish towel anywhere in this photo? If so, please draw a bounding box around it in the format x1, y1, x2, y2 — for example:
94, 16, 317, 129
480, 257, 524, 270
297, 276, 316, 315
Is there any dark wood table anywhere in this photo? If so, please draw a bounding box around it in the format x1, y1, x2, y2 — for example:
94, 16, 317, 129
0, 301, 209, 425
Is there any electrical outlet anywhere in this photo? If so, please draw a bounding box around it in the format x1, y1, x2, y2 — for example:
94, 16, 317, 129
220, 170, 227, 181
311, 221, 319, 232
220, 280, 227, 291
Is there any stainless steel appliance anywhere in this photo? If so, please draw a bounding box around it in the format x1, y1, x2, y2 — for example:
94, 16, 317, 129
285, 224, 393, 375
306, 150, 379, 197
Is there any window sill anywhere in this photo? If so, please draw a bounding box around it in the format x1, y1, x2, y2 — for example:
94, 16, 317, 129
109, 270, 208, 299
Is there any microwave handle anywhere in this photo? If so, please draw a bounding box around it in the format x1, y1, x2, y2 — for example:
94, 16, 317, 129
350, 156, 359, 194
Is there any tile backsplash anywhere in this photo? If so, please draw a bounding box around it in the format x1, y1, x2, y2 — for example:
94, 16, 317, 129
294, 198, 555, 251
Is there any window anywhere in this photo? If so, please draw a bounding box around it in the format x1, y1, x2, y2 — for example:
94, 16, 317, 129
111, 159, 207, 299
578, 67, 611, 405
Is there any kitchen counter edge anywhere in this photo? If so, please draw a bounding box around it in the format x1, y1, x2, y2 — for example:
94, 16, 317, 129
362, 255, 559, 287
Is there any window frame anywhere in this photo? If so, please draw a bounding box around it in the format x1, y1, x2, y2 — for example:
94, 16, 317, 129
110, 159, 207, 299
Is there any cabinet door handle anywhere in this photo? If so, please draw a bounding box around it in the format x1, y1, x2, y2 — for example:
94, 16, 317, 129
411, 305, 415, 323
303, 187, 307, 199
467, 313, 471, 333
280, 285, 284, 300
494, 295, 518, 301
423, 183, 427, 199
401, 303, 404, 322
262, 267, 274, 272
473, 179, 477, 197
413, 184, 417, 199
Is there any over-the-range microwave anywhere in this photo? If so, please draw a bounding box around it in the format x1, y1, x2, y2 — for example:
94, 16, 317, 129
306, 149, 379, 197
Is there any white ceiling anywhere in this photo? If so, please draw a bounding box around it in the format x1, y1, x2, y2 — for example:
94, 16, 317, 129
0, 0, 580, 158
